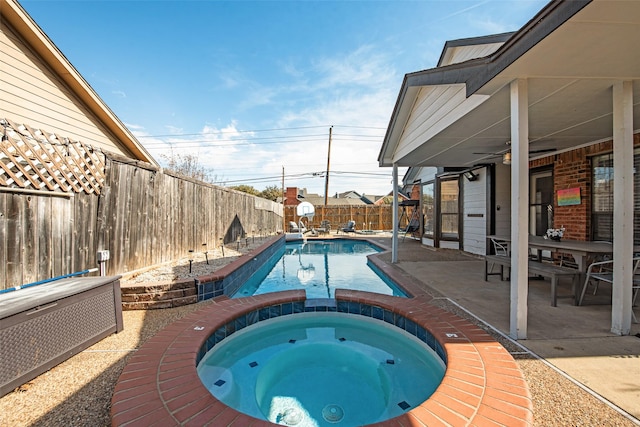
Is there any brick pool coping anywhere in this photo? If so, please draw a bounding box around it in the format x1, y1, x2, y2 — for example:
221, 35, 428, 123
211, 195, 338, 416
111, 239, 533, 426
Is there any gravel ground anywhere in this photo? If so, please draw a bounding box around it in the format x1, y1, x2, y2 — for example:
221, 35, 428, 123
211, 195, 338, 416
1, 236, 638, 427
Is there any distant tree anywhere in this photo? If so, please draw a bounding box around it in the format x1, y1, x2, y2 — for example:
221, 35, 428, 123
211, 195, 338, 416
259, 185, 282, 202
160, 152, 214, 183
230, 185, 260, 196
380, 195, 395, 204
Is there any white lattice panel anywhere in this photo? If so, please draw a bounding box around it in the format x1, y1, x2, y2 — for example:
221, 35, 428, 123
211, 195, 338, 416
0, 118, 106, 194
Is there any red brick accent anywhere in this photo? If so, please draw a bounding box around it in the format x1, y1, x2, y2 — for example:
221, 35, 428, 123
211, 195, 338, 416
120, 237, 281, 310
284, 187, 301, 206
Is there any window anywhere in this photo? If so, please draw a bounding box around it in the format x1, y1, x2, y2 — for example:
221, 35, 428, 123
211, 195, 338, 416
591, 149, 639, 244
422, 182, 434, 237
440, 179, 459, 239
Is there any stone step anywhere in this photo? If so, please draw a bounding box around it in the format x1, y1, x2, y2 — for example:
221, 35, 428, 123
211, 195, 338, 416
120, 279, 197, 310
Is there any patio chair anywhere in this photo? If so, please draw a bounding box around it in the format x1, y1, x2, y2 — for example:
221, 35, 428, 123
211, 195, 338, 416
340, 220, 356, 234
289, 221, 300, 232
491, 238, 510, 257
317, 220, 331, 235
289, 220, 307, 233
487, 238, 510, 278
578, 256, 640, 309
401, 218, 420, 241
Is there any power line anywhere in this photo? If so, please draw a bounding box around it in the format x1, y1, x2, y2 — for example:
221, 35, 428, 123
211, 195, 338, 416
214, 171, 323, 185
215, 170, 391, 186
136, 125, 329, 138
142, 136, 382, 149
142, 133, 329, 145
136, 124, 386, 139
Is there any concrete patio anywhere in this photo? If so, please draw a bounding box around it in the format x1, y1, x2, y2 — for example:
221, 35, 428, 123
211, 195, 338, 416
368, 236, 640, 423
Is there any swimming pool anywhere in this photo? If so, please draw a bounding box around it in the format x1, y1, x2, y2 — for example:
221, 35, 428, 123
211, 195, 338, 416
233, 239, 407, 298
197, 312, 445, 426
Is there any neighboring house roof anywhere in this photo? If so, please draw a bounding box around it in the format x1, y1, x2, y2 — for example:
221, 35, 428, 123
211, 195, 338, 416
0, 0, 157, 166
336, 190, 377, 204
337, 190, 362, 199
373, 191, 409, 206
303, 194, 368, 206
378, 0, 639, 169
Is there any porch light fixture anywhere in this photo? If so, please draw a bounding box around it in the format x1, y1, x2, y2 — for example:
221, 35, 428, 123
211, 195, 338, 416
502, 152, 512, 165
463, 170, 478, 181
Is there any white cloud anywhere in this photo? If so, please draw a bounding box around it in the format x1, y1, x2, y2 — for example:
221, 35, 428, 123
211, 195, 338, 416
134, 44, 401, 195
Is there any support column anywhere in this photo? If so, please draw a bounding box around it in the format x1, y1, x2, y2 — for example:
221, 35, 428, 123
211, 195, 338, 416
509, 79, 529, 340
392, 163, 399, 263
611, 81, 634, 335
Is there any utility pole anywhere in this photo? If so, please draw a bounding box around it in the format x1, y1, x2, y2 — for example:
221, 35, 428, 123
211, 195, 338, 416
323, 126, 333, 222
282, 166, 285, 233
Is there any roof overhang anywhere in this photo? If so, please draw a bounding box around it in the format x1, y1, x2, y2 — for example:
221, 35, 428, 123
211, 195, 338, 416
1, 0, 158, 166
379, 0, 640, 168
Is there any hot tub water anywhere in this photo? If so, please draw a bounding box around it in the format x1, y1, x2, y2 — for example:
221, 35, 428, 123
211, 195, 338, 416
198, 313, 445, 426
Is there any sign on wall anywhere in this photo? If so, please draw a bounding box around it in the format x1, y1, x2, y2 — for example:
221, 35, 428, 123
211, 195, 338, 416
558, 187, 581, 206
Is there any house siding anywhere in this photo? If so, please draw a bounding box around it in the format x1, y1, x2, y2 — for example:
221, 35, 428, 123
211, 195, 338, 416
396, 85, 468, 160
0, 20, 133, 158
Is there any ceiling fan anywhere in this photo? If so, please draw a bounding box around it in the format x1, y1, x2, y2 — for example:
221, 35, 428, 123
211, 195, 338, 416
473, 141, 556, 164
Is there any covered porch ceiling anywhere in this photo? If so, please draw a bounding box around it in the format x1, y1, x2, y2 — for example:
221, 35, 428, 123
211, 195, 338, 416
380, 0, 640, 168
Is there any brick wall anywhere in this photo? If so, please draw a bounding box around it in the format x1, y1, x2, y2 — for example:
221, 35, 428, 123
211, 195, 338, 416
543, 137, 638, 241
553, 150, 591, 240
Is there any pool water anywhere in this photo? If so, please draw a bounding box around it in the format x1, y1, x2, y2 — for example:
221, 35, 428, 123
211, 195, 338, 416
233, 240, 407, 298
197, 313, 446, 426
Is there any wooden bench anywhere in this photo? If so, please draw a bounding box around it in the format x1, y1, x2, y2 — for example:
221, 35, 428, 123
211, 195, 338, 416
484, 255, 581, 306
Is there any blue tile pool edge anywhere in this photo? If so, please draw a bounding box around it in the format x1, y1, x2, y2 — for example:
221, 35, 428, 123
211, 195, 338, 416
196, 297, 447, 367
196, 236, 411, 300
195, 236, 286, 301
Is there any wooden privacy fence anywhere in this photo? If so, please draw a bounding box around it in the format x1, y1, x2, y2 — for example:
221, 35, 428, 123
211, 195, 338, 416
0, 139, 282, 289
284, 204, 402, 232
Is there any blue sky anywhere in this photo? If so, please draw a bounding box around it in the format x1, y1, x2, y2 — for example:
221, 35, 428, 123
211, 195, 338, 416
21, 0, 547, 196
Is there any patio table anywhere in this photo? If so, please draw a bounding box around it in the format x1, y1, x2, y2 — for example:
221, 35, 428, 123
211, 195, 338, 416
487, 235, 618, 273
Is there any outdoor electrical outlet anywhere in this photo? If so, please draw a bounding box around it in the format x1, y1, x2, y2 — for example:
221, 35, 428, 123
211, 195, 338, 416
97, 250, 110, 261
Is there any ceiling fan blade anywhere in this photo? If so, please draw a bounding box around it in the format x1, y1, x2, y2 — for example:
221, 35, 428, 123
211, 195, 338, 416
530, 148, 556, 154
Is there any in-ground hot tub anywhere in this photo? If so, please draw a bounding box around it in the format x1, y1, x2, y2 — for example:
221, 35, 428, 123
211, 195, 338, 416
0, 276, 123, 397
198, 312, 446, 426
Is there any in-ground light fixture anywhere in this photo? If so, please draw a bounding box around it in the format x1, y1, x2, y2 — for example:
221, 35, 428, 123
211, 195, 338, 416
202, 243, 209, 265
188, 249, 194, 273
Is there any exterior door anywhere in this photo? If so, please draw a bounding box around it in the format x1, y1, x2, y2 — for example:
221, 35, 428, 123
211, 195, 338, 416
529, 170, 554, 236
530, 169, 553, 259
439, 178, 460, 242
